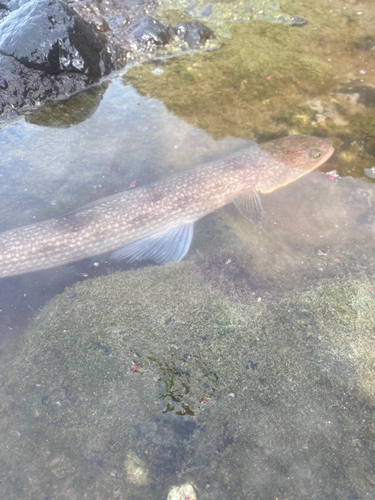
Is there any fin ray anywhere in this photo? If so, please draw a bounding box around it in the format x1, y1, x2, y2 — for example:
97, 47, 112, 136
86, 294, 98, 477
232, 187, 263, 225
110, 224, 194, 264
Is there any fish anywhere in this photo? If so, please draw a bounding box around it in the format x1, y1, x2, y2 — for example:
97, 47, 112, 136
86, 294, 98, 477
0, 134, 334, 278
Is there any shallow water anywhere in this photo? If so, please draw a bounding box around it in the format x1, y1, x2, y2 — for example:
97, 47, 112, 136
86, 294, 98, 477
2, 0, 375, 498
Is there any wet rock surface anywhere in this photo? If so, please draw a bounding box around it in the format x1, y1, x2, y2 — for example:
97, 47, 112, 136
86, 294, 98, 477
0, 0, 123, 124
0, 0, 116, 75
0, 52, 90, 120
133, 15, 175, 50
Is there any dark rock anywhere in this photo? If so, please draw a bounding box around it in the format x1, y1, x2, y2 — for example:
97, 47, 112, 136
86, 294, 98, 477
0, 0, 213, 126
175, 21, 214, 48
133, 15, 174, 50
0, 0, 115, 76
0, 53, 88, 120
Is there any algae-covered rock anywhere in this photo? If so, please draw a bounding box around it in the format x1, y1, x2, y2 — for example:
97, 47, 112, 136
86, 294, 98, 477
1, 262, 375, 498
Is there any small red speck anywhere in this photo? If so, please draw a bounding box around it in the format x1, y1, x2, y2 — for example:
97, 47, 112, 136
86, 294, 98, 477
370, 288, 374, 291
127, 365, 140, 372
121, 39, 124, 42
200, 398, 209, 404
266, 75, 271, 80
334, 258, 342, 263
130, 180, 137, 188
329, 175, 335, 180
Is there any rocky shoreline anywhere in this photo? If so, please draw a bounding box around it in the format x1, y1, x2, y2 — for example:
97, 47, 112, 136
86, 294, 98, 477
0, 0, 307, 126
0, 0, 215, 124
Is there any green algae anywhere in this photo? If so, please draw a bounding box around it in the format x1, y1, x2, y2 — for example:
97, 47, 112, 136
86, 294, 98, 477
1, 262, 375, 498
124, 16, 338, 140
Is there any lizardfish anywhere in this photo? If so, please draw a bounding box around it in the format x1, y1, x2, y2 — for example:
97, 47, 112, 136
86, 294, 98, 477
0, 135, 334, 278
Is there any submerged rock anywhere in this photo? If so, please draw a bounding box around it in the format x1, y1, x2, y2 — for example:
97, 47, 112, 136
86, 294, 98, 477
1, 262, 375, 498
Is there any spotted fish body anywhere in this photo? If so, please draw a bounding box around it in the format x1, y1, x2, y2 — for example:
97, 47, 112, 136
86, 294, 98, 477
0, 135, 334, 278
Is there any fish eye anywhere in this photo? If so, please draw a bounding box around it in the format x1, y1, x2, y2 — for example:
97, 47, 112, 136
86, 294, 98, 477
309, 149, 322, 160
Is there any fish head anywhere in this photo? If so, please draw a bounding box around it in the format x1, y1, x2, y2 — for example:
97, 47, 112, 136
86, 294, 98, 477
257, 135, 334, 194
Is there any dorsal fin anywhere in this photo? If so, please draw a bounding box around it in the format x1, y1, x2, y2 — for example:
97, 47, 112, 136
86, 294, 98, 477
232, 187, 263, 225
110, 223, 194, 264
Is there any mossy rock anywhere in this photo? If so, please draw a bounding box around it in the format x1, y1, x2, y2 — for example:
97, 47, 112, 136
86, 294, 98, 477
1, 262, 375, 498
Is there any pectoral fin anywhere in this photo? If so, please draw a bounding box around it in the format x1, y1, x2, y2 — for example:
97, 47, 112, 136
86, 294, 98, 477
110, 223, 194, 264
232, 187, 263, 226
